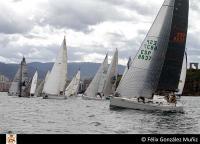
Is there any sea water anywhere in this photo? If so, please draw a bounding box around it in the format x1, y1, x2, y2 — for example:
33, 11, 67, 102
0, 92, 199, 134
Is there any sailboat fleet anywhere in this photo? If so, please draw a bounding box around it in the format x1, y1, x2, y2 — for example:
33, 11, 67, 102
8, 0, 189, 113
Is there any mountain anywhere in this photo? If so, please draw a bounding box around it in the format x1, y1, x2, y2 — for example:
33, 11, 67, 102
0, 62, 125, 80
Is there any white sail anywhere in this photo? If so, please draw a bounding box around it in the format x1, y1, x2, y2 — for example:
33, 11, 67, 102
8, 67, 21, 96
65, 70, 80, 97
176, 53, 187, 95
103, 49, 118, 96
97, 55, 108, 94
30, 71, 38, 96
44, 37, 67, 96
42, 71, 50, 93
84, 54, 108, 97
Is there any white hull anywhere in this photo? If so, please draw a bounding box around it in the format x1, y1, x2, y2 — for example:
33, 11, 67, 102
110, 97, 184, 113
82, 95, 106, 101
43, 95, 67, 100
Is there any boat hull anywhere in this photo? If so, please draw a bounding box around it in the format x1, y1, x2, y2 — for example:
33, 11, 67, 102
110, 97, 184, 113
43, 95, 67, 100
82, 95, 106, 101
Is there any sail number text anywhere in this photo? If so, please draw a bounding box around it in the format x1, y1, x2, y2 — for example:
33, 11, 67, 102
138, 40, 158, 61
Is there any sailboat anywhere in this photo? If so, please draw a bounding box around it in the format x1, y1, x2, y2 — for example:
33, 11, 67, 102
82, 54, 108, 100
8, 57, 29, 97
110, 0, 189, 113
65, 70, 80, 97
30, 71, 38, 97
103, 49, 118, 99
43, 36, 67, 100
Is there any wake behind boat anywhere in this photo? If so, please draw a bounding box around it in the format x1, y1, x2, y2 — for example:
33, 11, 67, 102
110, 0, 189, 113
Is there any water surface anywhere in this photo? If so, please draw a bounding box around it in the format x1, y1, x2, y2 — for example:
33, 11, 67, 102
0, 93, 199, 134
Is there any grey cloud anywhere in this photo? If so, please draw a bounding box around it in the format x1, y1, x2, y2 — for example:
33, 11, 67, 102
0, 4, 33, 34
39, 0, 133, 31
102, 0, 160, 16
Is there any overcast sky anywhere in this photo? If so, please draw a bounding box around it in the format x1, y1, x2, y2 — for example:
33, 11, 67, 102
0, 0, 199, 65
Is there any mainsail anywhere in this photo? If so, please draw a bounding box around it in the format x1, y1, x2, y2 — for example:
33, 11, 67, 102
103, 49, 118, 96
30, 71, 38, 96
84, 54, 108, 97
116, 0, 189, 99
65, 70, 80, 97
176, 52, 187, 95
44, 37, 67, 96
